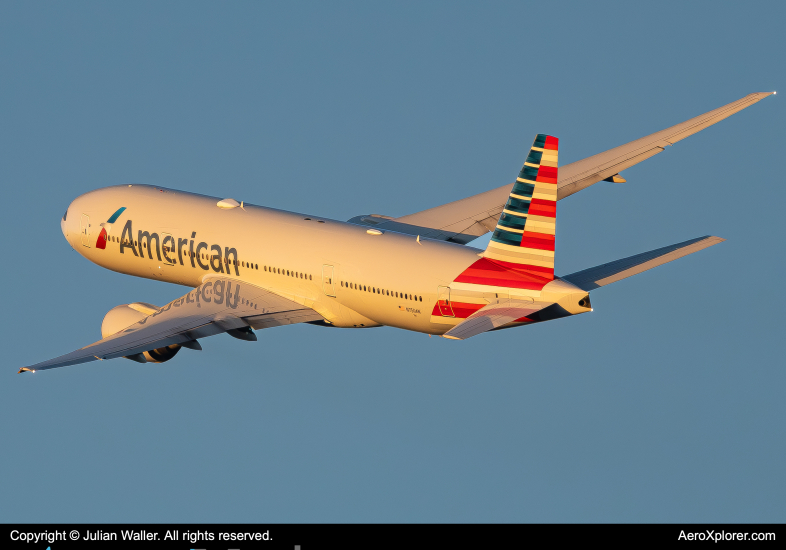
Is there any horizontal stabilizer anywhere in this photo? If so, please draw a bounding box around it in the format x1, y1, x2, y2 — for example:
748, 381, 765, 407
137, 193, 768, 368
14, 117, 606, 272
443, 300, 553, 340
562, 236, 724, 291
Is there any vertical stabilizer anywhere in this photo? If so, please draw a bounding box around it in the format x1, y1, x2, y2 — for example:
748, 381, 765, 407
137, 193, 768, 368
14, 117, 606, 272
482, 134, 558, 279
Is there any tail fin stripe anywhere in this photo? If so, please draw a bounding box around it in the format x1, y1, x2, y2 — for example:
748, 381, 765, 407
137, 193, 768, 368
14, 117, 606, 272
505, 197, 531, 212
536, 165, 559, 179
520, 166, 540, 180
499, 213, 528, 228
513, 180, 536, 194
492, 229, 527, 247
525, 150, 543, 164
521, 218, 555, 233
520, 235, 555, 251
464, 133, 560, 287
527, 199, 556, 217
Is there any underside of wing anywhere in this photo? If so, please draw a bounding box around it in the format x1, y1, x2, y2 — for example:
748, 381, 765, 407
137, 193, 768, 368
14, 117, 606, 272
561, 236, 724, 291
19, 277, 323, 373
442, 299, 554, 340
354, 93, 772, 244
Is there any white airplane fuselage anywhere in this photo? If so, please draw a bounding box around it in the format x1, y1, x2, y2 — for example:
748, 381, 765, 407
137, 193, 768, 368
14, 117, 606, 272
61, 184, 588, 335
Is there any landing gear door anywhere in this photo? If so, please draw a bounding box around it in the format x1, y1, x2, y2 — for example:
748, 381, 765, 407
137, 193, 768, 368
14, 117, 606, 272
437, 286, 454, 317
80, 214, 90, 247
322, 265, 336, 297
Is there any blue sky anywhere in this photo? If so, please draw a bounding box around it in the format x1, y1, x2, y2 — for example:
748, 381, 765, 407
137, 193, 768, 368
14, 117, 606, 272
1, 1, 784, 522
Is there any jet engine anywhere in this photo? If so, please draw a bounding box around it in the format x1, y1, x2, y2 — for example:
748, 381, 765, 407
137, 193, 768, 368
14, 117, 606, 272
101, 303, 181, 363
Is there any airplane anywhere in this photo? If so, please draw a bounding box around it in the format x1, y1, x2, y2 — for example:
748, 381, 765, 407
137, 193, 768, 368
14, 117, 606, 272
18, 92, 774, 373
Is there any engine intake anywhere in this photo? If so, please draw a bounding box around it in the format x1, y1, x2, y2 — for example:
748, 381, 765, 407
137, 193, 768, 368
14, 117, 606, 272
101, 303, 182, 364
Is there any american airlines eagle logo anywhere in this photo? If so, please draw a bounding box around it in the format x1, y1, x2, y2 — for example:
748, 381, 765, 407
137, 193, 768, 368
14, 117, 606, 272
95, 206, 127, 249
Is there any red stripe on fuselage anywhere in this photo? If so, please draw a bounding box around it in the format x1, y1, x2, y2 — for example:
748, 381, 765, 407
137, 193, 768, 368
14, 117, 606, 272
454, 257, 553, 290
431, 301, 486, 320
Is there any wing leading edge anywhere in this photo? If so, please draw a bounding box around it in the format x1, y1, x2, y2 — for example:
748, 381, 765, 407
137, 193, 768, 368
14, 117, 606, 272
353, 93, 772, 244
19, 277, 323, 373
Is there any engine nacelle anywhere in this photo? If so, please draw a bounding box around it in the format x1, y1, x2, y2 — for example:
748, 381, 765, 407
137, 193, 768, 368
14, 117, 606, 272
101, 303, 181, 363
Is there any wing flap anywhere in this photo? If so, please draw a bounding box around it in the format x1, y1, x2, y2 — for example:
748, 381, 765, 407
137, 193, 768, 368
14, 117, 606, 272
19, 278, 322, 372
562, 236, 724, 291
442, 300, 554, 340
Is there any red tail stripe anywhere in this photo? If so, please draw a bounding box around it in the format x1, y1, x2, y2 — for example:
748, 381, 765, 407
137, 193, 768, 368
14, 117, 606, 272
454, 258, 554, 289
543, 136, 559, 150
537, 165, 558, 179
487, 258, 554, 276
527, 199, 557, 217
456, 273, 551, 291
520, 235, 555, 251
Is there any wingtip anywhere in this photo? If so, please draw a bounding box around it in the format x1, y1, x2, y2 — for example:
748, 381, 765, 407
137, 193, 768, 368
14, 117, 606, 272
17, 367, 34, 374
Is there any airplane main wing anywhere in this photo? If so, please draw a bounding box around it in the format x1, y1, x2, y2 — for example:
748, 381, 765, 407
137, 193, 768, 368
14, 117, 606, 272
18, 277, 323, 373
350, 92, 772, 244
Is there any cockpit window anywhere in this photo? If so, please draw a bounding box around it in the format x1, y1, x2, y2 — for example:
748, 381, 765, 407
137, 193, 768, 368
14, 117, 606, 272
62, 210, 68, 221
